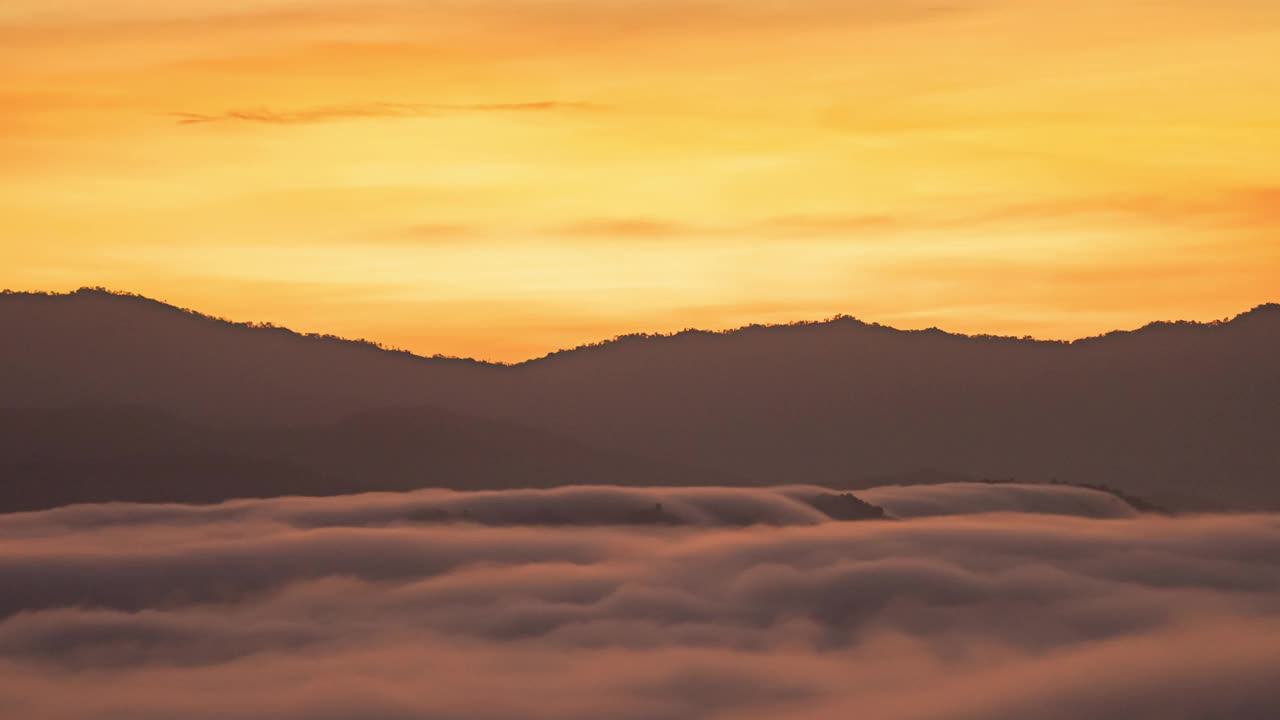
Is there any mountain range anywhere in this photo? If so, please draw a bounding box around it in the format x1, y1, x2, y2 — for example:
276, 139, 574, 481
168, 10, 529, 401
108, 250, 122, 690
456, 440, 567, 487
2, 288, 1277, 512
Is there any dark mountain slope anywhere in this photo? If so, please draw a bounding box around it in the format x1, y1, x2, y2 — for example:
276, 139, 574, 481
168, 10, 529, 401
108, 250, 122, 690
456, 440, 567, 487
473, 306, 1280, 509
0, 406, 747, 513
2, 290, 1277, 510
0, 289, 498, 424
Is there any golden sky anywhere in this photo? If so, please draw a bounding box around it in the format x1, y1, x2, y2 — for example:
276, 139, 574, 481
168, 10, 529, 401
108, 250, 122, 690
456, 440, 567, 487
4, 0, 1278, 360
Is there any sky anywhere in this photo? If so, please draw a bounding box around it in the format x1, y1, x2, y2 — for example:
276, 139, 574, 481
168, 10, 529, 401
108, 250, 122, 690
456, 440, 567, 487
4, 0, 1279, 360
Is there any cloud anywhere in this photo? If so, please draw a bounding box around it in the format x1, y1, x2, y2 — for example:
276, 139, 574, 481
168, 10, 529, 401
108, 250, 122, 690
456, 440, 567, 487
171, 101, 605, 125
855, 482, 1140, 519
762, 213, 903, 236
537, 186, 1280, 248
554, 218, 697, 240
363, 223, 483, 247
1, 486, 1279, 718
0, 483, 1138, 539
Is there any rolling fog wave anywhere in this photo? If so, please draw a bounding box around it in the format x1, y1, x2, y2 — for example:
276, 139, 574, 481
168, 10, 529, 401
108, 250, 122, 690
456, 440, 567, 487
856, 482, 1140, 519
0, 481, 1137, 536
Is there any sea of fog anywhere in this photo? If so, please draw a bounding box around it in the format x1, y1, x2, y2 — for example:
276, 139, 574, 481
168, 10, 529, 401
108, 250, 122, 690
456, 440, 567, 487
1, 483, 1278, 719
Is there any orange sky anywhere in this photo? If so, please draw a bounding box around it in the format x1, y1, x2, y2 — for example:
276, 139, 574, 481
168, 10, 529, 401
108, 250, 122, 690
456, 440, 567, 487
4, 0, 1278, 360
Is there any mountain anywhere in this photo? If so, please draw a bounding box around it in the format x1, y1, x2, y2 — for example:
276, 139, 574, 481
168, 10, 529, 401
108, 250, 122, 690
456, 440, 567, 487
0, 405, 748, 513
0, 289, 497, 424
2, 289, 1278, 511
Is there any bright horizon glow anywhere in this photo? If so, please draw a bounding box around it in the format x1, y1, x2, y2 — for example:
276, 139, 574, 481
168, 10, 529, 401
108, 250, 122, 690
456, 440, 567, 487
4, 0, 1279, 361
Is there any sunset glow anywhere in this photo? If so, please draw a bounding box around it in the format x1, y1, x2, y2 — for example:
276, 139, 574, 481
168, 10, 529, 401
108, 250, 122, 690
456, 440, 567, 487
5, 0, 1279, 359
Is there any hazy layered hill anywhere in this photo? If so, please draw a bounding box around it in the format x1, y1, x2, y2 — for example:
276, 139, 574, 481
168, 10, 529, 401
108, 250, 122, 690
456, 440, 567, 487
0, 406, 749, 512
3, 289, 1278, 510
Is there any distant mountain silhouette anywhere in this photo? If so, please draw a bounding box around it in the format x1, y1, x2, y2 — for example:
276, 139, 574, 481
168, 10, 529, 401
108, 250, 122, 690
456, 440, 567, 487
2, 288, 1278, 511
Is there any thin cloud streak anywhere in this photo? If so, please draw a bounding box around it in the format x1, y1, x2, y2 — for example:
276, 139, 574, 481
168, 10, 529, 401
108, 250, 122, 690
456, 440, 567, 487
171, 101, 607, 125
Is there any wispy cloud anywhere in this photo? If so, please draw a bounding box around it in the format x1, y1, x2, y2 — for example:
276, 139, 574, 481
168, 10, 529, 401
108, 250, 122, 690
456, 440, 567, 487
172, 101, 606, 125
756, 186, 1280, 239
366, 223, 484, 247
555, 218, 696, 239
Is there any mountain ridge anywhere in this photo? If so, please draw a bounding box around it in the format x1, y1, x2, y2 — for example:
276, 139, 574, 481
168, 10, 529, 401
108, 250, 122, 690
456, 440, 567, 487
5, 287, 1277, 366
3, 287, 1277, 512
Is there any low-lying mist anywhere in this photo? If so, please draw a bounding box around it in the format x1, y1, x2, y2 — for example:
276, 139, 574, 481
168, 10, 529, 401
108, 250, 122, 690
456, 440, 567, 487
0, 482, 1138, 535
1, 484, 1277, 719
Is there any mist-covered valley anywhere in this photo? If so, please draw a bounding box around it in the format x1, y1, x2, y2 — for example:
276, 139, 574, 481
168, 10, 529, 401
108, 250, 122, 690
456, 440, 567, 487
2, 483, 1278, 719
